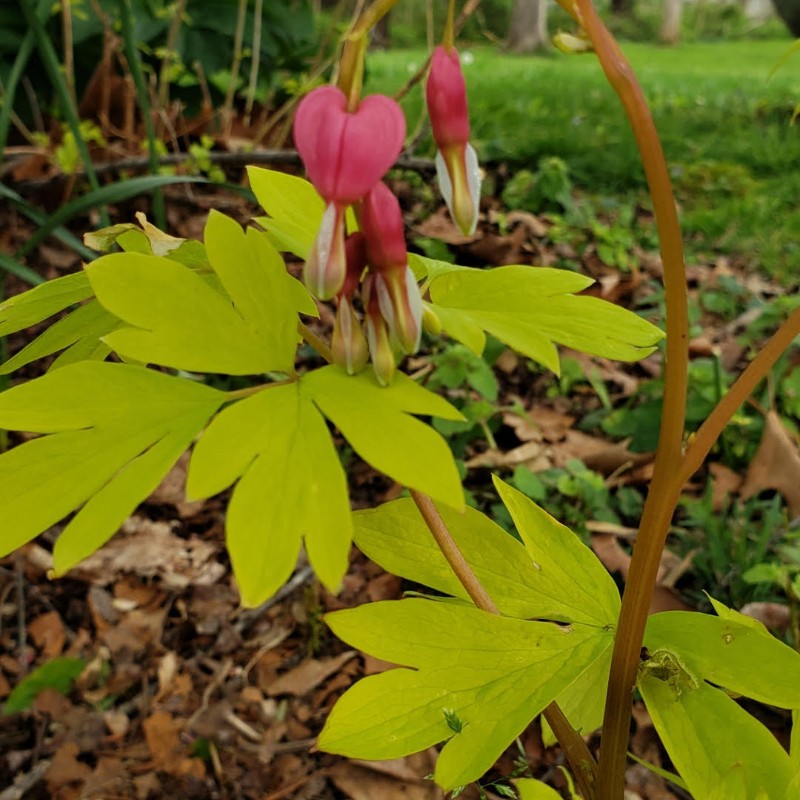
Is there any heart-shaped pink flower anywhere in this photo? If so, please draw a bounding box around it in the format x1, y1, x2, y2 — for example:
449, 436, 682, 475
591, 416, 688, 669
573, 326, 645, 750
294, 86, 406, 206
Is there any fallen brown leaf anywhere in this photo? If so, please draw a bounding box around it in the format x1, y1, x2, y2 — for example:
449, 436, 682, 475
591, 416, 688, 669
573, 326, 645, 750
27, 611, 65, 659
740, 411, 800, 516
267, 651, 357, 697
143, 710, 205, 778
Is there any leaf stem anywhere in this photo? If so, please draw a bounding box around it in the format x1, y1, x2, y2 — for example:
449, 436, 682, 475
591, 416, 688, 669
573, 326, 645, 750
409, 489, 598, 798
298, 321, 333, 363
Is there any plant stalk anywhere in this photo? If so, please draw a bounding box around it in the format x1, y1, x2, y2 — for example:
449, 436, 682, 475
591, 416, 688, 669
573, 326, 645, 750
562, 2, 689, 796
409, 490, 598, 799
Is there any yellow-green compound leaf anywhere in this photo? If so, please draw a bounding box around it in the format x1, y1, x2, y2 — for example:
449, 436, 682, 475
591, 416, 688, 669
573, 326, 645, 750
0, 300, 118, 375
645, 611, 800, 708
204, 211, 316, 371
542, 639, 612, 746
87, 253, 288, 375
248, 166, 325, 260
493, 476, 620, 627
429, 265, 664, 373
188, 382, 351, 607
303, 365, 464, 509
513, 779, 564, 800
355, 498, 610, 624
425, 301, 486, 355
319, 598, 610, 790
640, 670, 796, 800
0, 363, 225, 564
0, 272, 92, 336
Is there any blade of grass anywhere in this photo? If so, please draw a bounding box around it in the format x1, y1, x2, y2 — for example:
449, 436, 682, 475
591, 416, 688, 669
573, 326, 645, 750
0, 0, 50, 156
16, 174, 208, 258
19, 0, 110, 227
0, 181, 95, 262
119, 0, 166, 228
0, 254, 45, 286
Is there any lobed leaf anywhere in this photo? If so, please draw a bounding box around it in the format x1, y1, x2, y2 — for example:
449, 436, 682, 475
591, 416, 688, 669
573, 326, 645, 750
320, 598, 611, 789
542, 641, 612, 745
645, 610, 800, 708
203, 211, 316, 366
248, 166, 325, 259
0, 272, 92, 337
640, 670, 796, 800
0, 300, 118, 375
354, 496, 614, 625
0, 363, 225, 563
303, 366, 464, 509
493, 476, 620, 627
428, 265, 664, 372
188, 382, 351, 606
514, 779, 564, 800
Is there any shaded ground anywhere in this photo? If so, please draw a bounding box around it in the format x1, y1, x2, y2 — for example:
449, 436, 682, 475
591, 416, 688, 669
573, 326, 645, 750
0, 165, 798, 798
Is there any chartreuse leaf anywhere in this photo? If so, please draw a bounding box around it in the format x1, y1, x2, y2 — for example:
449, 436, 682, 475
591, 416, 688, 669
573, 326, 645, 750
354, 496, 616, 625
0, 272, 92, 336
639, 669, 796, 800
513, 778, 563, 800
0, 300, 118, 375
0, 363, 225, 565
303, 365, 464, 509
645, 611, 800, 707
187, 381, 351, 607
542, 641, 612, 746
203, 210, 317, 341
248, 166, 325, 259
3, 657, 84, 715
89, 213, 311, 375
424, 301, 486, 355
493, 476, 620, 627
88, 253, 271, 374
428, 265, 664, 373
319, 599, 610, 790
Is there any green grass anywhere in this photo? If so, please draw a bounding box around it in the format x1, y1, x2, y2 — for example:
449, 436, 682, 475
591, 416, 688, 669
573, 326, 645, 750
366, 40, 800, 280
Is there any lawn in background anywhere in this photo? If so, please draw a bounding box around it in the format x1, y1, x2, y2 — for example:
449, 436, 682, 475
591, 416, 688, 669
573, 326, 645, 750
366, 40, 800, 280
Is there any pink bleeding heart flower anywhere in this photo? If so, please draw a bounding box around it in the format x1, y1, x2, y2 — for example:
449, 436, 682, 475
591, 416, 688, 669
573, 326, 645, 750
426, 46, 481, 236
332, 233, 369, 376
360, 181, 422, 356
294, 85, 406, 300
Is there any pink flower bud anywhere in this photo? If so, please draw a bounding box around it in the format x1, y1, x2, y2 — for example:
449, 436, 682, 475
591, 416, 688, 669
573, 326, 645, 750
360, 181, 407, 273
331, 232, 369, 375
332, 296, 369, 376
425, 46, 481, 236
363, 274, 397, 386
360, 182, 422, 354
304, 201, 347, 301
293, 86, 406, 206
426, 46, 470, 149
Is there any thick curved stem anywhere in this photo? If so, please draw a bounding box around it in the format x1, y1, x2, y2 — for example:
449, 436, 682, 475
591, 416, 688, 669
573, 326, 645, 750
565, 3, 690, 797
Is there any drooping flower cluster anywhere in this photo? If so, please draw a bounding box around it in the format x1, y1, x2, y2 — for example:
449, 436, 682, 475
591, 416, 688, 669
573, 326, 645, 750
293, 42, 478, 384
293, 85, 421, 385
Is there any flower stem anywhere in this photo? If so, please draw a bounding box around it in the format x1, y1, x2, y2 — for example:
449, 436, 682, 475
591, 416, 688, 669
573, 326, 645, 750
299, 321, 333, 364
409, 490, 598, 799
